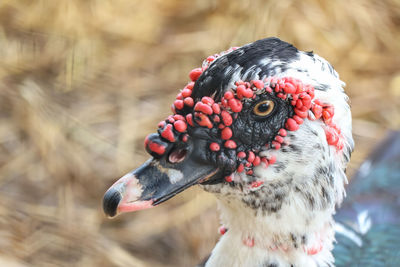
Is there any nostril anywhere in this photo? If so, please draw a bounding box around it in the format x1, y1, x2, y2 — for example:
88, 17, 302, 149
168, 148, 187, 163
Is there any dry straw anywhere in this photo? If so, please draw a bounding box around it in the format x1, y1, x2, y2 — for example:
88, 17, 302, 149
0, 0, 399, 266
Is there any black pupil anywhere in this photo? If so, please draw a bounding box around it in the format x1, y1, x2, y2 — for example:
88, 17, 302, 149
258, 102, 270, 113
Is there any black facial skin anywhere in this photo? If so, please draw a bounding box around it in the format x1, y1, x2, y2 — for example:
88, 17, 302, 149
194, 90, 293, 185
188, 126, 237, 179
231, 92, 293, 153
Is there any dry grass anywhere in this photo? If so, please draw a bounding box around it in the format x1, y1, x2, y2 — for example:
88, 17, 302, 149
0, 0, 399, 266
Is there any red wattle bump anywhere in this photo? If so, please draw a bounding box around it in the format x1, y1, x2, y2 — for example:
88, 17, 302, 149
252, 80, 264, 89
185, 82, 194, 90
253, 156, 261, 166
296, 99, 303, 109
228, 98, 242, 112
173, 120, 187, 133
174, 100, 184, 110
285, 118, 299, 131
325, 128, 339, 146
221, 98, 229, 108
224, 175, 233, 183
301, 96, 311, 109
145, 136, 167, 155
209, 142, 220, 151
236, 85, 253, 99
221, 127, 233, 140
293, 115, 304, 125
246, 170, 253, 175
161, 124, 175, 142
274, 83, 280, 92
294, 108, 308, 118
173, 114, 185, 121
212, 103, 221, 114
207, 56, 215, 62
237, 151, 246, 158
324, 105, 335, 116
219, 226, 227, 235
323, 109, 332, 119
168, 115, 175, 123
307, 87, 315, 99
186, 114, 194, 126
184, 97, 194, 107
236, 85, 245, 98
278, 128, 287, 137
301, 99, 312, 110
314, 99, 323, 106
201, 96, 214, 105
274, 135, 284, 143
189, 68, 203, 81
295, 82, 303, 94
176, 92, 183, 100
224, 91, 234, 100
312, 104, 323, 119
181, 88, 192, 98
182, 134, 189, 142
213, 115, 220, 123
243, 88, 254, 98
224, 140, 237, 149
158, 121, 166, 128
221, 111, 233, 126
268, 155, 277, 164
272, 141, 281, 150
247, 151, 255, 163
283, 82, 296, 94
148, 142, 166, 155
196, 113, 213, 128
194, 102, 213, 115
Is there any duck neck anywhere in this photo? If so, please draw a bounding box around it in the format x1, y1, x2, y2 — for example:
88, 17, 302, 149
205, 197, 336, 267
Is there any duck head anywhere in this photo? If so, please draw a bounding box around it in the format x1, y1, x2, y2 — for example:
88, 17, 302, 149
103, 37, 354, 266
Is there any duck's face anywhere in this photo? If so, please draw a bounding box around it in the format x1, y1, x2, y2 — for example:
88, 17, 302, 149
103, 38, 353, 217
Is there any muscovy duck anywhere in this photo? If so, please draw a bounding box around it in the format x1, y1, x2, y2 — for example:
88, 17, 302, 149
102, 37, 396, 266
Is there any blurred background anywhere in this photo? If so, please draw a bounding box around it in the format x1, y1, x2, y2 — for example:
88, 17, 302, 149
0, 0, 399, 266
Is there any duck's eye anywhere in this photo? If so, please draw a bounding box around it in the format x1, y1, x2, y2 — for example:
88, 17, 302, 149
253, 100, 275, 117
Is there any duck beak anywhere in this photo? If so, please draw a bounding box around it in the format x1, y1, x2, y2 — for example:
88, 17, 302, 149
103, 144, 219, 217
